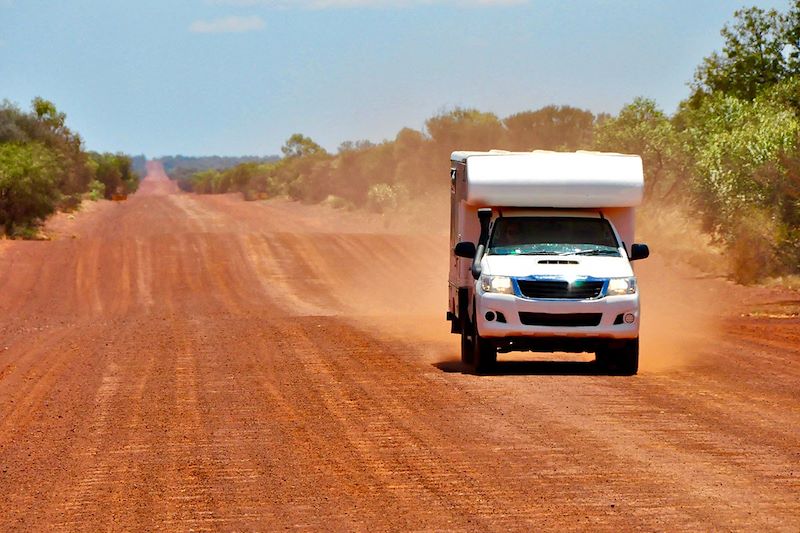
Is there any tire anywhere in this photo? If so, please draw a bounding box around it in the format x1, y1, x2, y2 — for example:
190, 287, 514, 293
596, 338, 639, 376
471, 309, 497, 374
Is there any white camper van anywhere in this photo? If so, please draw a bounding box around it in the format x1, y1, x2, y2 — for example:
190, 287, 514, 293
447, 150, 649, 374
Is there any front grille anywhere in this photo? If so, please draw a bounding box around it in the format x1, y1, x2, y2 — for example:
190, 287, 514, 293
519, 312, 603, 327
516, 279, 604, 299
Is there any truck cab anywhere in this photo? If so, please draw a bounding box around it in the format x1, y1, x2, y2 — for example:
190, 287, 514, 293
447, 150, 649, 374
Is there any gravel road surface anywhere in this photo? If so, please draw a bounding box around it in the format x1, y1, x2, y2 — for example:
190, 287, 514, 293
0, 165, 798, 531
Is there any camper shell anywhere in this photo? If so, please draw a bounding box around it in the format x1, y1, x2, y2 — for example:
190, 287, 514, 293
448, 150, 649, 374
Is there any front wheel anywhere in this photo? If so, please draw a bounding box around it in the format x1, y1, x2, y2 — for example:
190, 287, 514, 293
596, 338, 639, 376
471, 311, 497, 374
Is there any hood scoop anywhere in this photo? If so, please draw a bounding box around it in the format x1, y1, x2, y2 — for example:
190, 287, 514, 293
538, 259, 579, 265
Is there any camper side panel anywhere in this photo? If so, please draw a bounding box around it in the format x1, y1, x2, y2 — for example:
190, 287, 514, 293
449, 161, 479, 319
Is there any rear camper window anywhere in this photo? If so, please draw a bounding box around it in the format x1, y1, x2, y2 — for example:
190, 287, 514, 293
488, 217, 620, 256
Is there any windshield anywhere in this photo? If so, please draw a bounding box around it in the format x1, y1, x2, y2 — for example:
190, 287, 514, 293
488, 216, 621, 256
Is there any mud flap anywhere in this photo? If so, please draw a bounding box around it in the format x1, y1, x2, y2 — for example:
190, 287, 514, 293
457, 287, 470, 334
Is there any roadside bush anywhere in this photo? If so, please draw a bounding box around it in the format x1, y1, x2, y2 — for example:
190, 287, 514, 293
91, 153, 139, 198
775, 222, 800, 275
224, 163, 257, 192
191, 169, 222, 194
0, 142, 60, 235
321, 194, 353, 210
366, 183, 408, 213
727, 208, 781, 284
1, 98, 139, 237
242, 188, 260, 201
10, 224, 43, 240
87, 179, 105, 201
683, 93, 799, 232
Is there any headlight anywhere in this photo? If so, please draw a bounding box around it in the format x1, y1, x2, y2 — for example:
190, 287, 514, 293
606, 277, 637, 296
480, 275, 514, 295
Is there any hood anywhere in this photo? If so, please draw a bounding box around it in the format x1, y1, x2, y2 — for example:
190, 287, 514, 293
482, 253, 634, 279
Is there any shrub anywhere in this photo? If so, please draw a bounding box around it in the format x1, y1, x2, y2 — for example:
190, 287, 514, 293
87, 179, 105, 201
727, 208, 780, 284
366, 183, 408, 213
0, 142, 60, 235
321, 194, 353, 210
10, 224, 43, 240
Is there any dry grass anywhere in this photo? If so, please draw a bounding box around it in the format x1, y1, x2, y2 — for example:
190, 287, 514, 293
743, 299, 800, 318
760, 275, 800, 291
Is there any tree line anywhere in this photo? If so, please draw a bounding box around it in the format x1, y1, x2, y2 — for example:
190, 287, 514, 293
177, 3, 800, 283
0, 98, 139, 237
160, 155, 279, 176
173, 107, 599, 207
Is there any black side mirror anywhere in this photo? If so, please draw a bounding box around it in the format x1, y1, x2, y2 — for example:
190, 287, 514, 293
454, 241, 476, 259
630, 243, 650, 261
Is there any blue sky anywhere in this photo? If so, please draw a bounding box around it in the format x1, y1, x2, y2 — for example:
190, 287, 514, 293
0, 0, 791, 156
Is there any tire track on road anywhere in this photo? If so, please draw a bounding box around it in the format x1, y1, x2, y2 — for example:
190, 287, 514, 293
1, 174, 798, 531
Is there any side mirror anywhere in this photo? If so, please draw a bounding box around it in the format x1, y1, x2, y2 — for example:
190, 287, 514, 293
454, 241, 477, 259
630, 243, 650, 261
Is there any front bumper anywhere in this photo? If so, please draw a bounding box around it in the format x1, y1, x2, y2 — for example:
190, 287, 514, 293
476, 290, 639, 340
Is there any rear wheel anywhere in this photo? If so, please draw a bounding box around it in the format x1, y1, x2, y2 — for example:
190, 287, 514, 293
596, 338, 639, 376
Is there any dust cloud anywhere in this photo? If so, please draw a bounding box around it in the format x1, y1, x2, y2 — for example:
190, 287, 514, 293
636, 256, 728, 372
635, 204, 735, 372
330, 200, 731, 373
148, 165, 727, 372
328, 207, 457, 363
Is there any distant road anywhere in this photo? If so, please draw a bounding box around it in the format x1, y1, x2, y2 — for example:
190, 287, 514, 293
0, 163, 798, 531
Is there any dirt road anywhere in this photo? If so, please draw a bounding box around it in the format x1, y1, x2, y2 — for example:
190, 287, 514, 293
1, 164, 798, 531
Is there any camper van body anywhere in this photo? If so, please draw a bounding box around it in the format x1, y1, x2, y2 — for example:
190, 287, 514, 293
447, 150, 648, 374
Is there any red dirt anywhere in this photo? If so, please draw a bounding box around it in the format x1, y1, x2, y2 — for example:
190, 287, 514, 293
0, 163, 798, 531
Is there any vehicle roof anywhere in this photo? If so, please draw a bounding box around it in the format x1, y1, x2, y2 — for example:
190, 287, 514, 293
450, 149, 641, 163
454, 149, 644, 208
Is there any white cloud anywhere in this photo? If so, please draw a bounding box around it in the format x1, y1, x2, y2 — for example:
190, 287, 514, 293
189, 15, 265, 33
209, 0, 526, 8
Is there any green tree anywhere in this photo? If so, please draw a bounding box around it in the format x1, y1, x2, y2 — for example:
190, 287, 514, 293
90, 153, 139, 198
691, 7, 791, 104
92, 153, 123, 198
1, 98, 92, 205
32, 97, 67, 132
224, 162, 257, 192
0, 142, 61, 235
781, 0, 800, 72
682, 92, 799, 230
594, 98, 684, 201
337, 139, 375, 153
503, 105, 595, 151
188, 169, 221, 194
425, 108, 504, 151
281, 133, 326, 159
392, 127, 430, 194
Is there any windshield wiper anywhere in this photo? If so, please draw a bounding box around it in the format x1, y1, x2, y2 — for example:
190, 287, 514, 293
520, 251, 562, 255
489, 250, 563, 256
563, 249, 619, 256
